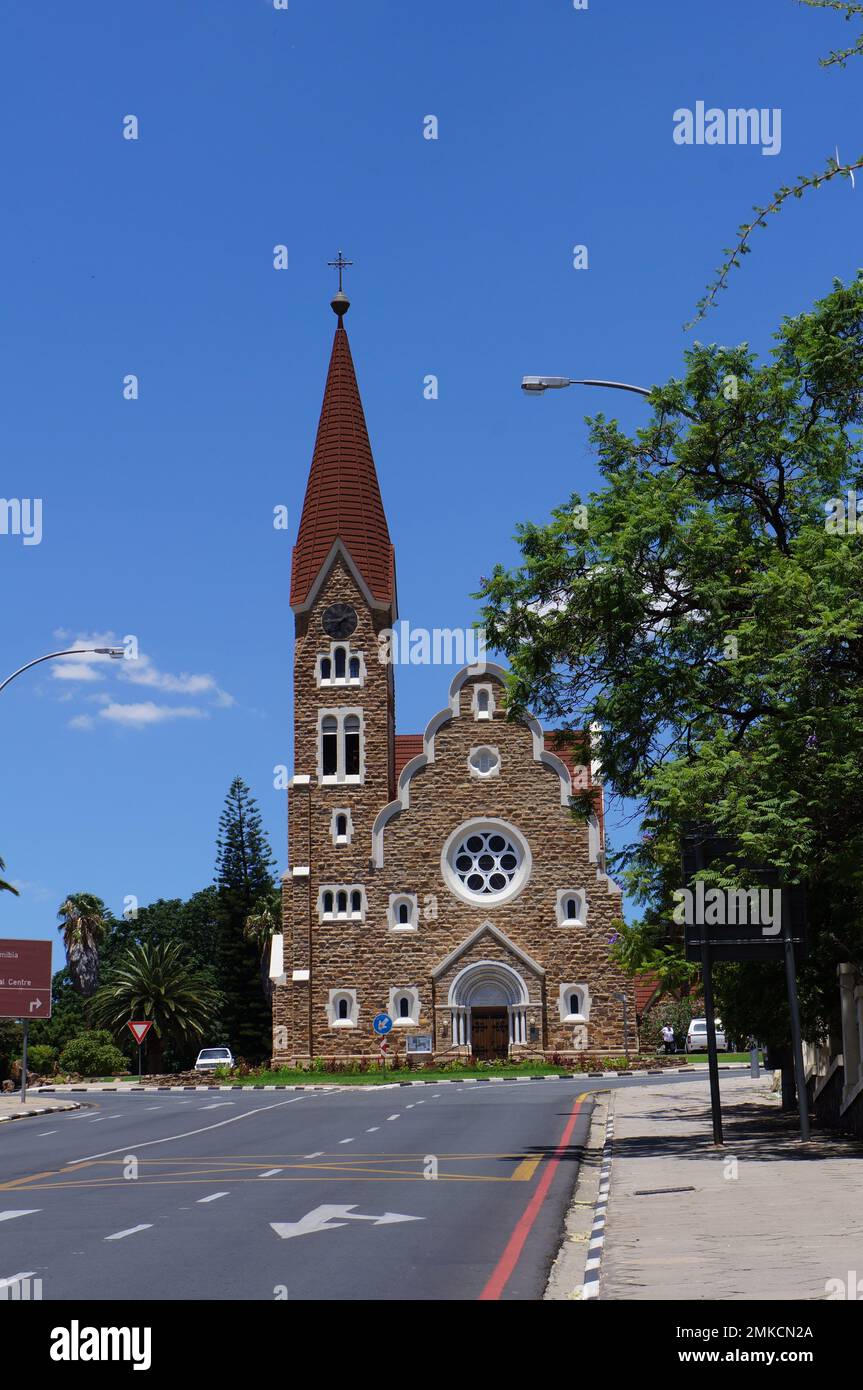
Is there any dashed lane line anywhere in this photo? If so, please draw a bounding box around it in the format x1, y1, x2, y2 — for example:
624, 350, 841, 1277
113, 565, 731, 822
196, 1192, 229, 1203
338, 1138, 354, 1144
259, 1169, 283, 1177
104, 1225, 153, 1241
0, 1210, 41, 1223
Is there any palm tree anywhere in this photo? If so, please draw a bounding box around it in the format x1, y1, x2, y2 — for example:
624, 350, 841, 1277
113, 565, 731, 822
0, 856, 19, 896
244, 888, 282, 1004
57, 893, 109, 997
87, 940, 221, 1073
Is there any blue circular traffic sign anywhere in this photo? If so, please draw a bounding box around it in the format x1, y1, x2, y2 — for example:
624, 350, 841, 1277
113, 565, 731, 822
373, 1012, 393, 1035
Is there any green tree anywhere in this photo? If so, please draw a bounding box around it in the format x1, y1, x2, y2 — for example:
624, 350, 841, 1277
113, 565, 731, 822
59, 1030, 128, 1078
87, 941, 221, 1073
29, 968, 87, 1053
244, 886, 282, 1004
57, 893, 112, 997
692, 0, 863, 325
478, 274, 863, 1066
214, 777, 276, 1060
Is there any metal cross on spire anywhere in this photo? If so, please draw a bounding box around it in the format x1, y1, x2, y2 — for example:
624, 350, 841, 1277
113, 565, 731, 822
328, 251, 353, 293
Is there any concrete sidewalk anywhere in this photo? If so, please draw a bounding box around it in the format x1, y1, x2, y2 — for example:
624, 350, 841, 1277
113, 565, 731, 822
597, 1075, 863, 1300
0, 1094, 81, 1123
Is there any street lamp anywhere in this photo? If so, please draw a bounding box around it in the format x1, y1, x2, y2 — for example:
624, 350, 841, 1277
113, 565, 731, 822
521, 375, 652, 398
0, 647, 125, 696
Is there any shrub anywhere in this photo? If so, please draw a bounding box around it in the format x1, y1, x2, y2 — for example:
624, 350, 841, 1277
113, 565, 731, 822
641, 997, 703, 1050
59, 1031, 128, 1077
26, 1044, 57, 1075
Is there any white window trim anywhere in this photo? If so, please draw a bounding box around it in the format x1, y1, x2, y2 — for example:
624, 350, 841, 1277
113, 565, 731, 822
441, 818, 531, 908
387, 892, 419, 932
555, 888, 588, 927
316, 643, 366, 689
388, 986, 420, 1026
330, 808, 354, 846
327, 988, 359, 1029
558, 982, 592, 1025
471, 683, 496, 721
318, 884, 367, 923
468, 745, 501, 780
317, 706, 365, 785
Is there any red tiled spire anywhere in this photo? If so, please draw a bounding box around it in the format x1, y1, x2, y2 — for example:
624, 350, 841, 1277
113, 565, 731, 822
291, 312, 394, 609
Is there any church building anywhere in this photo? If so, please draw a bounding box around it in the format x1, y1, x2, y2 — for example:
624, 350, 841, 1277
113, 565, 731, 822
269, 282, 636, 1064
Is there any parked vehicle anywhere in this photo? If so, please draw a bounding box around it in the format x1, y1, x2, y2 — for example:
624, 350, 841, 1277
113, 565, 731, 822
685, 1018, 728, 1052
194, 1047, 235, 1072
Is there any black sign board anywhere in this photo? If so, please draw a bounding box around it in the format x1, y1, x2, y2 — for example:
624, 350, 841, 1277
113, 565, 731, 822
679, 825, 807, 963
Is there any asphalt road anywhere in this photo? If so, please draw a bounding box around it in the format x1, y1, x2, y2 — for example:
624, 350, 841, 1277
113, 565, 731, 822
0, 1071, 748, 1302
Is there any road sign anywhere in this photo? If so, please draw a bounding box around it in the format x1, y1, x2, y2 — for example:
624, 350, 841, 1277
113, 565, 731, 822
0, 939, 52, 1019
126, 1021, 153, 1045
379, 1039, 390, 1055
270, 1204, 424, 1240
373, 1012, 393, 1035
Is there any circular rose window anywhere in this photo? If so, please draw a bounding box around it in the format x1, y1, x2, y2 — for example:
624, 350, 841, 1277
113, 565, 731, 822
442, 819, 531, 905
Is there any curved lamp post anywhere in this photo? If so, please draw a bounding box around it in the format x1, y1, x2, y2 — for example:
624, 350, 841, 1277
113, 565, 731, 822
521, 375, 651, 398
0, 647, 125, 696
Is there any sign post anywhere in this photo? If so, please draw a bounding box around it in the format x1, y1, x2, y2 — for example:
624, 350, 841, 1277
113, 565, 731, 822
126, 1020, 154, 1079
373, 1012, 393, 1076
0, 939, 53, 1103
681, 825, 809, 1141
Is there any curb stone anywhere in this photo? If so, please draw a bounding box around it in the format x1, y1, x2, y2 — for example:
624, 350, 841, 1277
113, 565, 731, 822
581, 1099, 615, 1300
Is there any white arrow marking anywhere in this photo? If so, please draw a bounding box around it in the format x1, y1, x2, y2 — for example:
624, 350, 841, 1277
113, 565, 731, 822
270, 1204, 425, 1240
29, 999, 42, 1013
0, 1210, 41, 1224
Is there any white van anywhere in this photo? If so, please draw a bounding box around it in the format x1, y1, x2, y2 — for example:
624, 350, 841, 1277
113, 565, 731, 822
685, 1019, 728, 1052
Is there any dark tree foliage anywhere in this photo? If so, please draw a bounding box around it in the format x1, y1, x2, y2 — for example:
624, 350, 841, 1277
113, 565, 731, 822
213, 776, 277, 1060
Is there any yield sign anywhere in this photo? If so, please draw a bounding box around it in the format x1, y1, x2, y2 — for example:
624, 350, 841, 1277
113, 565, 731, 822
126, 1020, 153, 1045
270, 1205, 424, 1240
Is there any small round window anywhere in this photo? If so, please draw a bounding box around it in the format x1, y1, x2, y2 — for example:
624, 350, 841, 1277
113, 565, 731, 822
443, 820, 530, 904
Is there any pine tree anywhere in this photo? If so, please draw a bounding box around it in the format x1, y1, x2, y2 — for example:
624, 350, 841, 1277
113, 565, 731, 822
214, 777, 277, 1060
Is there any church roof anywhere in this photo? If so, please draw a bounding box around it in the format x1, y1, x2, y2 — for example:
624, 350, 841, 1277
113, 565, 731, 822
394, 733, 424, 779
291, 314, 394, 609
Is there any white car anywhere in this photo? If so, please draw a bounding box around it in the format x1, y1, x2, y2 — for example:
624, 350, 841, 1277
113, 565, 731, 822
685, 1019, 728, 1052
194, 1047, 235, 1072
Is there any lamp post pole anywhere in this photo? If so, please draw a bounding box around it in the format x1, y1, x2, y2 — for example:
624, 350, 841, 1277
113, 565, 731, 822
0, 647, 125, 696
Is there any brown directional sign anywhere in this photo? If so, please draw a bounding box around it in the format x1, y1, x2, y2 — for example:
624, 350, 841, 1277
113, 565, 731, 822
0, 938, 53, 1019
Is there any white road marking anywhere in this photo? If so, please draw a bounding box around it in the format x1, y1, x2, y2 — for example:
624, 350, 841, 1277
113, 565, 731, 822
88, 1118, 105, 1123
366, 1127, 379, 1133
104, 1224, 153, 1241
387, 1114, 400, 1122
0, 1272, 36, 1290
0, 1210, 40, 1224
271, 1205, 425, 1241
200, 1102, 234, 1110
145, 1106, 162, 1111
304, 1151, 324, 1159
259, 1169, 283, 1178
37, 1130, 58, 1136
338, 1137, 354, 1144
68, 1096, 308, 1164
197, 1192, 229, 1204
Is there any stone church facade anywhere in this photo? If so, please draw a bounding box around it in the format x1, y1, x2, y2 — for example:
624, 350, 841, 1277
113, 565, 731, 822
270, 290, 636, 1064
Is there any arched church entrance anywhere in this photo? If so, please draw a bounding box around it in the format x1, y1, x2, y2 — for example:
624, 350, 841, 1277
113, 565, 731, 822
448, 960, 529, 1060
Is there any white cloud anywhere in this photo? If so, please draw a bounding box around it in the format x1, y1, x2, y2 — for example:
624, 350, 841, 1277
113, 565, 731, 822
49, 631, 235, 726
98, 702, 208, 729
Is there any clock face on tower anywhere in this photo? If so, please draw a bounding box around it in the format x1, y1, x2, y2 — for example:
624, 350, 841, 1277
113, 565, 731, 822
321, 603, 358, 640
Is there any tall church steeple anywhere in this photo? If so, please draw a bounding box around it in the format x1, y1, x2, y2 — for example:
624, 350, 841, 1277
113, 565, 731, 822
290, 276, 395, 614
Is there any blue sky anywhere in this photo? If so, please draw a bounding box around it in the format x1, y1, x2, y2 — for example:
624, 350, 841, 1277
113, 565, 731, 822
2, 0, 861, 942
